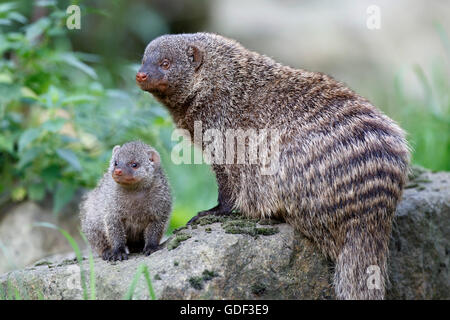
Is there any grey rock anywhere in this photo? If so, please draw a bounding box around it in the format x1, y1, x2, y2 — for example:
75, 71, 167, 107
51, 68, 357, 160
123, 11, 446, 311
0, 201, 83, 275
0, 168, 448, 299
0, 217, 333, 300
388, 168, 449, 299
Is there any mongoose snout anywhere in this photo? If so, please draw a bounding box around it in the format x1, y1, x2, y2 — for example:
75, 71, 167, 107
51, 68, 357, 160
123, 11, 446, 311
111, 160, 142, 185
136, 72, 148, 82
136, 59, 170, 93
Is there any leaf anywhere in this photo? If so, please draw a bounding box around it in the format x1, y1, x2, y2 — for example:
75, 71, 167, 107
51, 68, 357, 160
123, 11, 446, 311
0, 134, 13, 153
42, 164, 61, 188
25, 17, 51, 43
36, 0, 57, 8
7, 112, 23, 124
62, 94, 97, 105
0, 83, 21, 103
18, 128, 40, 152
39, 86, 63, 108
0, 73, 12, 83
106, 89, 130, 100
17, 147, 42, 168
52, 182, 76, 214
28, 183, 46, 201
42, 118, 66, 132
56, 53, 98, 79
11, 187, 26, 201
0, 19, 11, 26
0, 2, 17, 13
48, 85, 60, 105
20, 87, 38, 100
56, 148, 82, 171
7, 12, 27, 24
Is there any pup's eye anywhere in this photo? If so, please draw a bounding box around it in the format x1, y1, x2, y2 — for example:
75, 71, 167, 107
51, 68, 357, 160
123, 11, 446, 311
114, 161, 118, 166
131, 163, 139, 168
160, 59, 170, 70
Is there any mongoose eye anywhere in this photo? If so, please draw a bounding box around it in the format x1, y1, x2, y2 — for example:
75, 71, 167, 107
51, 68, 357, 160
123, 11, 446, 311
160, 59, 170, 70
131, 163, 139, 168
114, 161, 118, 166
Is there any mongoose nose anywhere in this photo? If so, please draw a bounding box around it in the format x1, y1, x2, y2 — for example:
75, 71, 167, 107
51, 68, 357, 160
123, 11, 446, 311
114, 168, 123, 176
136, 72, 148, 83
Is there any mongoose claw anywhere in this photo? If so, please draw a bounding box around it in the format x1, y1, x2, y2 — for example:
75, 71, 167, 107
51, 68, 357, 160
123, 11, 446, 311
143, 244, 159, 256
102, 247, 129, 262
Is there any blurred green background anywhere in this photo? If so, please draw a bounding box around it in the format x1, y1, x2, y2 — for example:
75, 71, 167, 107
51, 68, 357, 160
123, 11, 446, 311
0, 0, 449, 235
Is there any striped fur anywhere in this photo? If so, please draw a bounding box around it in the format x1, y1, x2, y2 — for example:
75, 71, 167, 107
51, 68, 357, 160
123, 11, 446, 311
138, 33, 410, 299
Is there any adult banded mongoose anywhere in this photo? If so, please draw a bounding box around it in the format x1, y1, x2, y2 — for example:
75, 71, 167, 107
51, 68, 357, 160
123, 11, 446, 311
135, 33, 410, 299
80, 141, 172, 261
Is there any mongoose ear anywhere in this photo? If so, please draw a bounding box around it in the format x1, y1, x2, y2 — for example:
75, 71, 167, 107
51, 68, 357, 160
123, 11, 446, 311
149, 150, 160, 165
112, 145, 121, 155
187, 45, 203, 71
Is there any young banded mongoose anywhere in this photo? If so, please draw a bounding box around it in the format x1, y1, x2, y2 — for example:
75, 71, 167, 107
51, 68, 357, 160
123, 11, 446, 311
135, 33, 410, 299
80, 141, 172, 261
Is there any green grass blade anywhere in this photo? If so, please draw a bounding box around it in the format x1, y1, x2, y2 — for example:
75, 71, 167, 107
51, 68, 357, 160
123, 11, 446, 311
33, 222, 88, 300
434, 21, 450, 59
80, 230, 96, 300
36, 290, 45, 300
124, 265, 143, 300
141, 266, 156, 300
124, 264, 156, 300
13, 286, 22, 300
6, 280, 13, 300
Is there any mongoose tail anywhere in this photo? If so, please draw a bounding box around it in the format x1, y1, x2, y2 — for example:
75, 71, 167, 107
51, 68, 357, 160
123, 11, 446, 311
335, 217, 392, 299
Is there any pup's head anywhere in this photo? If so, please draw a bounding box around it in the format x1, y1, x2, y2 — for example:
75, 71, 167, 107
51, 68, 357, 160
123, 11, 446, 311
110, 141, 160, 187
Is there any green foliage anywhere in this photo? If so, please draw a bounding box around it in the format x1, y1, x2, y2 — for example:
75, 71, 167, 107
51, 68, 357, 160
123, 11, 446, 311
0, 2, 217, 224
380, 23, 450, 171
0, 2, 112, 210
80, 230, 96, 300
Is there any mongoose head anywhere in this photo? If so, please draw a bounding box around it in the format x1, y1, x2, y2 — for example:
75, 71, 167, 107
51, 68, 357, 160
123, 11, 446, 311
110, 141, 161, 187
136, 33, 212, 104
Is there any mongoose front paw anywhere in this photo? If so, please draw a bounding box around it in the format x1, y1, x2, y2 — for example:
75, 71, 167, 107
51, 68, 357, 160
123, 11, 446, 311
143, 244, 159, 256
187, 204, 233, 225
102, 246, 128, 261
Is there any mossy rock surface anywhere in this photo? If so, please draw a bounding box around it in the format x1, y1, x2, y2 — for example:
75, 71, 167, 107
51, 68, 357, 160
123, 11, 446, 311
0, 167, 448, 300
